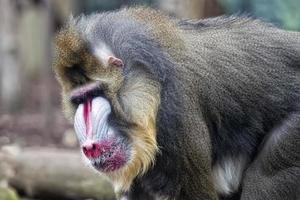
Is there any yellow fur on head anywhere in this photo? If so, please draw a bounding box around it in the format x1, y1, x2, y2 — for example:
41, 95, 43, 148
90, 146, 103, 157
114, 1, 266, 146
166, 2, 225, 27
128, 7, 185, 58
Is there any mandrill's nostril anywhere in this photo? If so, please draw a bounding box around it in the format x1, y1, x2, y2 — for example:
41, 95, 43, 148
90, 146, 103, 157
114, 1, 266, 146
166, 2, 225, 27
82, 142, 102, 158
83, 146, 87, 153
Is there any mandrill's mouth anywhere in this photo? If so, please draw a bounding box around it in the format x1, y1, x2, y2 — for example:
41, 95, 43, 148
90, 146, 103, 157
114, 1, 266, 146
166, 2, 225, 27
89, 141, 127, 172
73, 93, 130, 173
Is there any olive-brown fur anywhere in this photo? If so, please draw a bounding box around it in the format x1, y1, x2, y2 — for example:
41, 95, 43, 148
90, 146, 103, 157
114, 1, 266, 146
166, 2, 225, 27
54, 7, 300, 200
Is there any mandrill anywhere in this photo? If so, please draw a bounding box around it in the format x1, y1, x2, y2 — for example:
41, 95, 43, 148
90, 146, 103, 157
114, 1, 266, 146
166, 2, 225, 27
53, 7, 300, 200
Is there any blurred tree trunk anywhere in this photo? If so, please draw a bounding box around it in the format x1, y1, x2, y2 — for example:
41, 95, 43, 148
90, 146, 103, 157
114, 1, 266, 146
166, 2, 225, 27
0, 0, 22, 113
52, 0, 78, 20
40, 0, 54, 133
16, 0, 54, 133
159, 0, 223, 19
0, 146, 116, 200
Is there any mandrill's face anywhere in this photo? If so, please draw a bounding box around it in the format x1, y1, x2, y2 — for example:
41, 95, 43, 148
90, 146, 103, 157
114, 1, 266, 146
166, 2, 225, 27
53, 28, 161, 191
73, 94, 128, 173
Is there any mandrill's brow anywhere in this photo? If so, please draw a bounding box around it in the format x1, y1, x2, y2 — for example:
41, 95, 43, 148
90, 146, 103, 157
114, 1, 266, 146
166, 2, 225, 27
70, 81, 104, 105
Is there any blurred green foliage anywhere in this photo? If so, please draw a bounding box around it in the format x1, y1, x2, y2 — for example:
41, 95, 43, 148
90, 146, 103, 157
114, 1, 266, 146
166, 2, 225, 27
0, 187, 19, 200
219, 0, 300, 31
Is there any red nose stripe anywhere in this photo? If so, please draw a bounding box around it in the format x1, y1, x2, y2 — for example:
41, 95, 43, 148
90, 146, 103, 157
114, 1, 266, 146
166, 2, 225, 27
83, 98, 92, 137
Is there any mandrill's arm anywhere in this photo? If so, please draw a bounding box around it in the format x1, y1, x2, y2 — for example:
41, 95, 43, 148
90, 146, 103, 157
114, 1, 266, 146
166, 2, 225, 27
241, 112, 300, 200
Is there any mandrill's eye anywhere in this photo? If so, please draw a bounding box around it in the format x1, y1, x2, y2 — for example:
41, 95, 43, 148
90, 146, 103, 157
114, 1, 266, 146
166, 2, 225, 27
65, 64, 88, 86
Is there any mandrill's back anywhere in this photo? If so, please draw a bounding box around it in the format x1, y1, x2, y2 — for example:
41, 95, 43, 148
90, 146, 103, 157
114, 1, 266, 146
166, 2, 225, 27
175, 15, 300, 199
176, 16, 300, 160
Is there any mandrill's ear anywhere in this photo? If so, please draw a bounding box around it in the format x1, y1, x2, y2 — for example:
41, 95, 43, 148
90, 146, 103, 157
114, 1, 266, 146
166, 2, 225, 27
94, 46, 124, 68
108, 56, 124, 68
